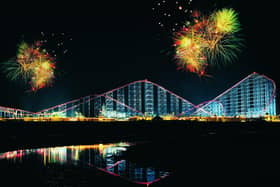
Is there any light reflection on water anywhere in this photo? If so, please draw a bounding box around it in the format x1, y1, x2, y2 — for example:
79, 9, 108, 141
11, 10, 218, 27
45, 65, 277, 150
0, 142, 170, 185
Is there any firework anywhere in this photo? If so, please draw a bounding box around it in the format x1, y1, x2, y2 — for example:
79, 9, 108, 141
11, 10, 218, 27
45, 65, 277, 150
206, 8, 242, 64
174, 30, 208, 75
211, 8, 240, 34
174, 8, 242, 75
1, 32, 71, 91
2, 41, 56, 91
30, 60, 55, 91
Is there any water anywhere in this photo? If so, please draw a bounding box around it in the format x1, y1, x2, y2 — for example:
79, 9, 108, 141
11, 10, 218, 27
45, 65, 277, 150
0, 142, 170, 186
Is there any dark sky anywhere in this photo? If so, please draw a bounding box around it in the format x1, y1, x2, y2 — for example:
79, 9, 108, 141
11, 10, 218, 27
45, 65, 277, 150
0, 0, 279, 112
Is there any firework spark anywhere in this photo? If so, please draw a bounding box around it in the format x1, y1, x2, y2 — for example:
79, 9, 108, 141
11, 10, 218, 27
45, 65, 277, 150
39, 32, 73, 57
152, 0, 194, 32
174, 8, 242, 75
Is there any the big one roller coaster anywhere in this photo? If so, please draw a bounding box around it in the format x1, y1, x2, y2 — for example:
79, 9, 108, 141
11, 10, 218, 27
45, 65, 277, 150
0, 72, 276, 120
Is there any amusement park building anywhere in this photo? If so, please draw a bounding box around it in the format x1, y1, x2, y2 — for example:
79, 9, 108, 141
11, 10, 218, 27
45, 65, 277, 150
0, 72, 276, 119
194, 72, 276, 118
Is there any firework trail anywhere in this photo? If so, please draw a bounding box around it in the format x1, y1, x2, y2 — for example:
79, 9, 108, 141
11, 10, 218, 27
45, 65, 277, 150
174, 8, 242, 76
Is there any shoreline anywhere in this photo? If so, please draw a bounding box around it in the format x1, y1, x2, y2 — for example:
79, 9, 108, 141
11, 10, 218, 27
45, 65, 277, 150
1, 120, 279, 153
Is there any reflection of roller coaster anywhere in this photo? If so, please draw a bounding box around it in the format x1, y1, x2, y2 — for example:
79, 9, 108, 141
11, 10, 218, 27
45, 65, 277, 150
0, 142, 171, 185
0, 72, 277, 121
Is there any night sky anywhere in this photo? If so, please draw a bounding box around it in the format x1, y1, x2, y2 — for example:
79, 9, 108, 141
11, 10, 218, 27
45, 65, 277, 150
0, 1, 279, 112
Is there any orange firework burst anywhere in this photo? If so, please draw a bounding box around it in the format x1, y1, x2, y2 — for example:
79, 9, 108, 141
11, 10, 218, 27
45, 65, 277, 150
3, 41, 56, 91
30, 57, 55, 91
174, 31, 208, 75
173, 8, 242, 76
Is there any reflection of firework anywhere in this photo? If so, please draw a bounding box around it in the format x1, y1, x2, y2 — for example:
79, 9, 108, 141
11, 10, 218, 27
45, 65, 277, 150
174, 8, 242, 76
2, 41, 56, 91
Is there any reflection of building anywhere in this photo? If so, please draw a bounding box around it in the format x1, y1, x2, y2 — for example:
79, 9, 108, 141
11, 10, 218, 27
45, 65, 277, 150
134, 167, 144, 181
146, 168, 156, 182
0, 143, 170, 184
118, 160, 126, 176
47, 147, 67, 164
